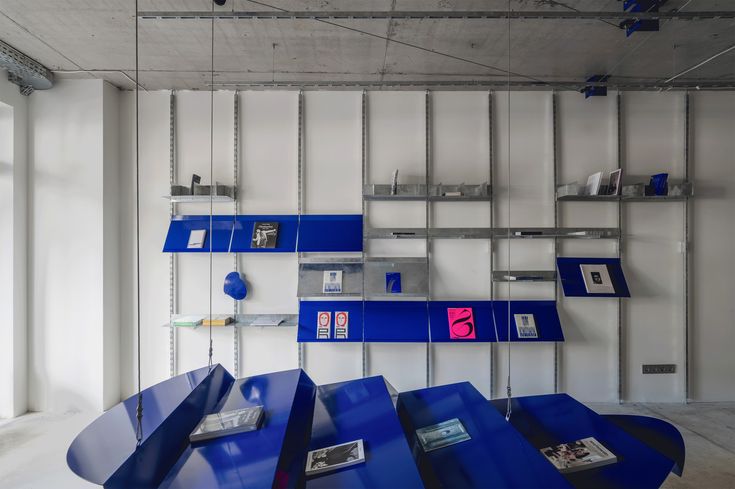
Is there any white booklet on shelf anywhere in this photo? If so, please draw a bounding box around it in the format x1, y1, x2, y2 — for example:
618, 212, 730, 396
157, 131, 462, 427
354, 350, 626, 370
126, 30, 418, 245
187, 229, 206, 249
580, 264, 615, 294
514, 313, 539, 339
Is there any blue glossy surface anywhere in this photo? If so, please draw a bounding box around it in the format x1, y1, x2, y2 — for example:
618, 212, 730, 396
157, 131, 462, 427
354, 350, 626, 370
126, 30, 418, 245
492, 300, 565, 342
364, 301, 430, 342
604, 414, 685, 477
67, 365, 233, 488
428, 301, 495, 342
297, 214, 363, 252
492, 393, 680, 488
163, 215, 235, 253
159, 368, 317, 489
307, 376, 425, 488
230, 215, 299, 253
398, 382, 572, 488
297, 301, 364, 342
557, 257, 631, 298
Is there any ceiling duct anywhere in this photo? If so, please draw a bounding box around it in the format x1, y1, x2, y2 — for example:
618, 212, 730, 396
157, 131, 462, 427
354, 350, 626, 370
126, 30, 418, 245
0, 39, 53, 95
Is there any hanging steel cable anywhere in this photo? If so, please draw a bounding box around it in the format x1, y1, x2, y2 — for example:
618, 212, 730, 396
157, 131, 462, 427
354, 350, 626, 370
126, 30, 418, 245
134, 0, 143, 445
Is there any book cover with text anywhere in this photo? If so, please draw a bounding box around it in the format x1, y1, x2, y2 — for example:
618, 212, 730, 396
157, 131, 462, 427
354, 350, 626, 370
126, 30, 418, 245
447, 307, 476, 339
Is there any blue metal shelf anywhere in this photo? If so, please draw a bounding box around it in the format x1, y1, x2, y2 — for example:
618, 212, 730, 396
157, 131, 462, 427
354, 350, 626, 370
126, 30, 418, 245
297, 214, 363, 252
491, 393, 684, 488
162, 215, 236, 253
297, 301, 364, 342
363, 301, 430, 342
557, 257, 631, 298
307, 376, 424, 488
397, 382, 571, 488
230, 215, 299, 253
491, 300, 565, 342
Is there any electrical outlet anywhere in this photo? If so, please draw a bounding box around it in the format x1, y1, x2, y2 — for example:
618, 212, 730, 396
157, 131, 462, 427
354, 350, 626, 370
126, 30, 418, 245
642, 364, 676, 374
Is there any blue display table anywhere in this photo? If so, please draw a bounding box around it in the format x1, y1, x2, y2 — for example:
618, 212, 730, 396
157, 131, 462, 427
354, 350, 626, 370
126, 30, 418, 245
307, 376, 424, 488
397, 382, 572, 488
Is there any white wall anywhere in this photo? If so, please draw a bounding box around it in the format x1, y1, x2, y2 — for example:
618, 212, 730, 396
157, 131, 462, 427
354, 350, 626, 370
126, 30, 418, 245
0, 71, 28, 418
28, 79, 120, 413
118, 89, 735, 403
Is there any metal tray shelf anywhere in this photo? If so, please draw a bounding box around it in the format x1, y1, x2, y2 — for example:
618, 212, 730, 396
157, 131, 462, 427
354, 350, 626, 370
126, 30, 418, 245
492, 270, 557, 282
164, 184, 236, 203
164, 313, 298, 328
364, 183, 491, 201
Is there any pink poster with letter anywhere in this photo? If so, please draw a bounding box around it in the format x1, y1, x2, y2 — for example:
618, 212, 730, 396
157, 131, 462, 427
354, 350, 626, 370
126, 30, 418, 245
448, 307, 476, 339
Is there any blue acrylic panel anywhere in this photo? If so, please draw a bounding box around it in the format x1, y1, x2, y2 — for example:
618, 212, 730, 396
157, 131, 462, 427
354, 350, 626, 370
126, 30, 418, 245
159, 368, 317, 489
491, 394, 682, 489
298, 300, 364, 343
491, 300, 565, 342
428, 301, 495, 342
364, 301, 429, 342
297, 214, 363, 252
163, 215, 235, 253
307, 376, 425, 488
67, 365, 233, 488
397, 382, 571, 488
604, 414, 685, 477
230, 215, 299, 253
557, 257, 631, 298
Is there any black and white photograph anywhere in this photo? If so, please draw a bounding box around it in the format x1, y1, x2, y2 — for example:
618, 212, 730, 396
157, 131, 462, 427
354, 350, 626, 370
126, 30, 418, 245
514, 314, 539, 339
580, 264, 616, 294
607, 169, 623, 196
189, 406, 265, 443
540, 437, 617, 474
305, 439, 366, 476
251, 222, 279, 249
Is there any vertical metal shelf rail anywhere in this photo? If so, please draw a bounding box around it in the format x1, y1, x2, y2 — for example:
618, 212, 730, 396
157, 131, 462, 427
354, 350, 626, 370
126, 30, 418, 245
233, 91, 240, 379
488, 91, 495, 397
169, 90, 178, 378
684, 92, 691, 403
361, 90, 368, 378
552, 92, 560, 394
297, 90, 305, 371
425, 90, 432, 389
617, 92, 625, 403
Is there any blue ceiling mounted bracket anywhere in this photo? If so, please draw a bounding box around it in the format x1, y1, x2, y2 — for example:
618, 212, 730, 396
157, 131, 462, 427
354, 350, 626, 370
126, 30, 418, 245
619, 0, 669, 37
583, 75, 610, 98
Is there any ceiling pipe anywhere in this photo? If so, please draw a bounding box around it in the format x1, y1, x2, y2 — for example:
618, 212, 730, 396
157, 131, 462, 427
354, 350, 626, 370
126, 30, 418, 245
137, 10, 735, 21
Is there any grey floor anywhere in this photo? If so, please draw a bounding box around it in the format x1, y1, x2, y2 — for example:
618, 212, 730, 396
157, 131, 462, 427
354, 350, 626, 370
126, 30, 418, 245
0, 403, 734, 488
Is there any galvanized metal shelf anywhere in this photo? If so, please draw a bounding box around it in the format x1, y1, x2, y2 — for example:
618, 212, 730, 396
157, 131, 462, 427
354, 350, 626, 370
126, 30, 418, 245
364, 257, 429, 299
164, 184, 237, 203
492, 270, 557, 282
366, 227, 619, 240
557, 194, 690, 202
363, 183, 491, 201
493, 227, 620, 239
297, 260, 363, 298
164, 314, 298, 329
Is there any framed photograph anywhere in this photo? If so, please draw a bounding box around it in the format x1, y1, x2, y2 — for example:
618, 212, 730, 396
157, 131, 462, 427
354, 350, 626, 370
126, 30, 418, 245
305, 439, 365, 476
607, 169, 622, 196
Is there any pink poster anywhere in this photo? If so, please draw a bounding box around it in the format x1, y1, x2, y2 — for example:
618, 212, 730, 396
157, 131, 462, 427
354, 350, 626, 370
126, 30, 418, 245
448, 307, 476, 339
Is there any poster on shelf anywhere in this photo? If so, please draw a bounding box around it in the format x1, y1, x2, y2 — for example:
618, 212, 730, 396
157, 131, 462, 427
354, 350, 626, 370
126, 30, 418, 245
447, 307, 476, 340
317, 311, 331, 339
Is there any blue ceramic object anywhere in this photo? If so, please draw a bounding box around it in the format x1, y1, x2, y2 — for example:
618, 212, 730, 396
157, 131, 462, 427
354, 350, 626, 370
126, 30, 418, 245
223, 271, 247, 300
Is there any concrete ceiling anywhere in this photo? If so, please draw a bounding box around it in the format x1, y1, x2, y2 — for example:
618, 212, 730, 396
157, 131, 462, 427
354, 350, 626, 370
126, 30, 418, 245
0, 0, 733, 90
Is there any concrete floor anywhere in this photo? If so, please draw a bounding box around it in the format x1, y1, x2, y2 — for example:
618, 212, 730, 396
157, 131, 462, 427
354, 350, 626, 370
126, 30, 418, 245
0, 403, 734, 488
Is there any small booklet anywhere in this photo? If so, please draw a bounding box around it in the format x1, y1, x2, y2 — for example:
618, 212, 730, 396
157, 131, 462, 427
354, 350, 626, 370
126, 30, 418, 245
334, 311, 349, 339
447, 308, 476, 340
585, 171, 603, 196
251, 222, 279, 249
317, 311, 331, 339
416, 418, 471, 452
540, 437, 617, 473
189, 405, 264, 443
305, 439, 365, 476
514, 313, 539, 339
322, 270, 343, 294
580, 264, 615, 294
187, 229, 206, 249
385, 272, 402, 293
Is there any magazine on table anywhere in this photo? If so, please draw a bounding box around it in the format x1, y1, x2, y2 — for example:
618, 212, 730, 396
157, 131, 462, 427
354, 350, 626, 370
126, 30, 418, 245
305, 439, 365, 476
189, 405, 264, 443
540, 437, 617, 473
416, 418, 471, 452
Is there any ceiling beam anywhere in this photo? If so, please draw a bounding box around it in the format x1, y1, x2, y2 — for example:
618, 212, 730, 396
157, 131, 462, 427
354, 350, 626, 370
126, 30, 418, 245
137, 10, 735, 21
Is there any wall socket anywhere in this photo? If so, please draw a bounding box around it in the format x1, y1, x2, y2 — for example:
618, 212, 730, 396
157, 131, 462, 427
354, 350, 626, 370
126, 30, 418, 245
642, 364, 676, 374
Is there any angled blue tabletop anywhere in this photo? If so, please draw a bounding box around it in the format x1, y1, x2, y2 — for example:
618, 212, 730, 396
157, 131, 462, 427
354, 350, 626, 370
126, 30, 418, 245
397, 382, 572, 488
307, 376, 424, 488
159, 369, 317, 489
491, 393, 683, 489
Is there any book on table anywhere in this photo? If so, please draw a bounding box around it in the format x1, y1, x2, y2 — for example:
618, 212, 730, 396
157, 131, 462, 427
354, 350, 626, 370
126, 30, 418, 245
189, 405, 264, 443
540, 437, 617, 473
305, 439, 365, 476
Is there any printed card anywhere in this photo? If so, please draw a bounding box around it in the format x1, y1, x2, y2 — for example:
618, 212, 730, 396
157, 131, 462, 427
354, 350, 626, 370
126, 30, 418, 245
317, 311, 331, 339
447, 307, 476, 340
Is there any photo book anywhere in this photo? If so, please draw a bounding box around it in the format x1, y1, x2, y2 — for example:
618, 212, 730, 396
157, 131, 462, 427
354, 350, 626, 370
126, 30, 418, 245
322, 270, 343, 294
447, 307, 476, 340
187, 229, 206, 249
585, 171, 603, 196
540, 437, 617, 474
305, 439, 365, 476
607, 169, 622, 196
385, 272, 402, 294
317, 311, 331, 339
334, 311, 349, 339
416, 418, 471, 452
580, 264, 615, 294
251, 222, 279, 249
189, 405, 264, 444
514, 313, 539, 339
